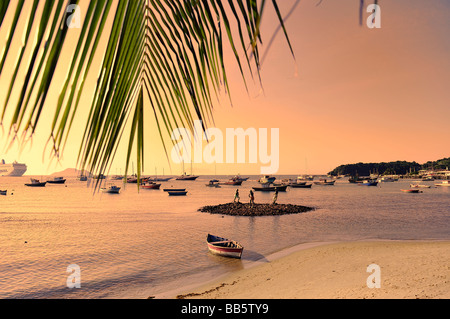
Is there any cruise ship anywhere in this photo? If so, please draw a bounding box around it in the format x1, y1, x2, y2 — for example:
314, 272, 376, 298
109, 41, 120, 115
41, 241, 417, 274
0, 159, 27, 176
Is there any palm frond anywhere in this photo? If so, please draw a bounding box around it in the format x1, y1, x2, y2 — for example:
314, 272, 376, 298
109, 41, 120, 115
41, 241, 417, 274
0, 0, 294, 185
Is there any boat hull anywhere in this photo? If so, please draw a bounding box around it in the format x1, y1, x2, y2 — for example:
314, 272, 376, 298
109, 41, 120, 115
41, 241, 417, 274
360, 182, 378, 186
314, 181, 335, 185
175, 176, 199, 180
101, 187, 121, 194
147, 177, 172, 182
252, 185, 288, 192
401, 189, 421, 193
47, 179, 66, 184
141, 183, 161, 189
206, 234, 243, 259
25, 182, 47, 187
168, 191, 187, 196
289, 183, 312, 188
220, 181, 242, 186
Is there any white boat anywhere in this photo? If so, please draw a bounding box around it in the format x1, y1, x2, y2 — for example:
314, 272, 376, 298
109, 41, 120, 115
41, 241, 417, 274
410, 184, 431, 188
232, 175, 249, 182
313, 179, 335, 185
379, 177, 395, 182
259, 175, 276, 184
435, 181, 450, 187
47, 176, 66, 184
422, 176, 435, 181
298, 175, 314, 181
205, 180, 220, 187
101, 185, 121, 194
0, 159, 27, 176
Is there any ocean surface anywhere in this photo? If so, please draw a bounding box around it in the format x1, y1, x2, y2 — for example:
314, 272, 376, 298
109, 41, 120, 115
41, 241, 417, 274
1, 175, 449, 298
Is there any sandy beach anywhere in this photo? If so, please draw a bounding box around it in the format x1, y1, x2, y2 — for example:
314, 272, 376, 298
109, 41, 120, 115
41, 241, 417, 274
175, 241, 450, 299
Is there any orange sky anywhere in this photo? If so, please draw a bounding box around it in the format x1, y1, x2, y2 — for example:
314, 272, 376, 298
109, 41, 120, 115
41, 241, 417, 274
1, 0, 449, 175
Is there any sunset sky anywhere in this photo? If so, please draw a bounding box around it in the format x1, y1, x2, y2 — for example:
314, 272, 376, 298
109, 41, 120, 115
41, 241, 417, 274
1, 0, 449, 176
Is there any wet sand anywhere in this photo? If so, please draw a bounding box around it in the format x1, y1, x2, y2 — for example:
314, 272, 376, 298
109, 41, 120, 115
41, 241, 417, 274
174, 241, 450, 299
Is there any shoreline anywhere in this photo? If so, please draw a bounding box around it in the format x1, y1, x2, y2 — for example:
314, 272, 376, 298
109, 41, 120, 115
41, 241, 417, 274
165, 239, 450, 299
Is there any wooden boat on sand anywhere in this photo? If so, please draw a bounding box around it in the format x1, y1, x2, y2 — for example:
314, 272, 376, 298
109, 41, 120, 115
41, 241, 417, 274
206, 234, 243, 259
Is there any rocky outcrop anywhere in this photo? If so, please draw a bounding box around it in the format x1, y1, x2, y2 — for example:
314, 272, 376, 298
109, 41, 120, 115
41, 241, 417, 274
198, 202, 314, 216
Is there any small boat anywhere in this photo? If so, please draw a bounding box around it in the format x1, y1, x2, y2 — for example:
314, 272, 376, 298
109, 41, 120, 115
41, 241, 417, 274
0, 190, 7, 195
220, 179, 242, 186
163, 187, 186, 192
422, 176, 435, 181
168, 190, 188, 196
101, 185, 121, 194
147, 177, 172, 182
206, 234, 243, 259
281, 179, 306, 186
348, 176, 364, 183
47, 177, 66, 184
205, 180, 220, 187
259, 175, 276, 184
298, 175, 314, 181
252, 184, 288, 192
289, 183, 312, 188
401, 189, 422, 193
313, 179, 335, 185
141, 182, 161, 189
379, 177, 395, 182
359, 179, 378, 186
25, 179, 47, 187
127, 176, 148, 183
435, 181, 450, 187
78, 175, 88, 181
410, 184, 431, 188
232, 175, 249, 182
175, 173, 199, 181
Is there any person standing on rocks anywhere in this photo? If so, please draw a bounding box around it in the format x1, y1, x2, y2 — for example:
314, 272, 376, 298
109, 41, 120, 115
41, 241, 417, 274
272, 189, 278, 205
249, 190, 255, 208
234, 189, 240, 203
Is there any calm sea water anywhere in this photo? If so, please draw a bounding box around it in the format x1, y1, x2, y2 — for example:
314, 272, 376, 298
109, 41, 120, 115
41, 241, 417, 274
0, 175, 449, 298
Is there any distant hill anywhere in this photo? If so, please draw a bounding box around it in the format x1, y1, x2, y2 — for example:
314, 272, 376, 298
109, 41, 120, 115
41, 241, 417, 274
51, 168, 87, 176
328, 157, 450, 176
